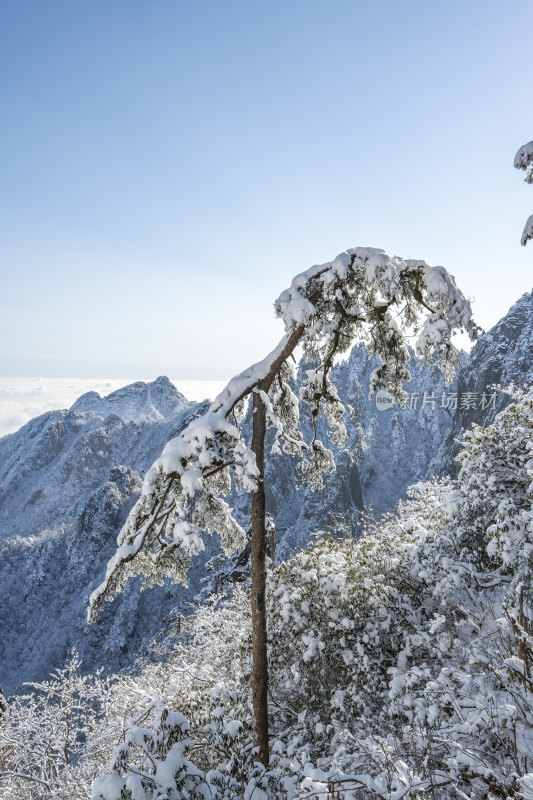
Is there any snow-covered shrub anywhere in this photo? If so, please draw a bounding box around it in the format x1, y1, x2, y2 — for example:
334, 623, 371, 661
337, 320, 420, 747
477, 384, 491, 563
451, 390, 533, 568
92, 691, 297, 800
267, 482, 460, 751
92, 593, 297, 800
191, 687, 296, 800
266, 393, 533, 796
447, 393, 533, 786
91, 707, 213, 800
0, 654, 118, 798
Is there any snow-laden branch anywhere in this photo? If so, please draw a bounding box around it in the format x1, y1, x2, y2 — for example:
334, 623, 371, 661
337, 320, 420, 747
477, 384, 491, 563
0, 772, 51, 791
521, 214, 533, 247
514, 140, 533, 182
514, 140, 533, 245
89, 246, 476, 621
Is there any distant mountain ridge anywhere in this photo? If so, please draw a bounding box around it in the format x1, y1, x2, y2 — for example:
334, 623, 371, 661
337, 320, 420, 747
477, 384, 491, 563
0, 376, 193, 539
0, 292, 532, 693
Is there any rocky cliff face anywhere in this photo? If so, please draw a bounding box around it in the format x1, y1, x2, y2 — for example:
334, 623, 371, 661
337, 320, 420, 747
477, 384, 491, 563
263, 343, 458, 559
435, 290, 533, 474
1, 292, 532, 693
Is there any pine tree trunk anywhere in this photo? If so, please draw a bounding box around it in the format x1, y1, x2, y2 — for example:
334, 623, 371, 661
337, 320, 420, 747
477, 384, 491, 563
250, 389, 269, 767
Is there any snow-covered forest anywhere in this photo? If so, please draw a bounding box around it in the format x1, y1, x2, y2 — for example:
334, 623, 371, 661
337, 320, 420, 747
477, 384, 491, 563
1, 209, 533, 799
1, 387, 533, 799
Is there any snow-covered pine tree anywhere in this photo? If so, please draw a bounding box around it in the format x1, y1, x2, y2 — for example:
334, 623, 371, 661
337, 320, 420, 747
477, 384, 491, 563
514, 139, 533, 245
88, 246, 477, 766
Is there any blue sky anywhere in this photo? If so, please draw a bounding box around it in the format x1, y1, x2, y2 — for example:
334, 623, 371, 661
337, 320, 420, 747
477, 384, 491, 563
1, 0, 532, 379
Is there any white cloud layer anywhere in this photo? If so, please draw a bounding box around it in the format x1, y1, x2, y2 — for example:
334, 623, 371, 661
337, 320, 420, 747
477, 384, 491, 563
0, 378, 227, 438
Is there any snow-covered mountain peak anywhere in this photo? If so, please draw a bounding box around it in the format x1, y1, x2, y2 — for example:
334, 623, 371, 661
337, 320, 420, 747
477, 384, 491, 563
69, 391, 101, 412
69, 376, 188, 423
458, 289, 533, 405
476, 290, 533, 346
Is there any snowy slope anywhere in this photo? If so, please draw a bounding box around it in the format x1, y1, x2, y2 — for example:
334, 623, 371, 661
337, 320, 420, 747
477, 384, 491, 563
0, 378, 210, 693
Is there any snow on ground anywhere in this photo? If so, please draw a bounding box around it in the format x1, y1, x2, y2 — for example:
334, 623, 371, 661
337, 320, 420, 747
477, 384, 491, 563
0, 378, 227, 438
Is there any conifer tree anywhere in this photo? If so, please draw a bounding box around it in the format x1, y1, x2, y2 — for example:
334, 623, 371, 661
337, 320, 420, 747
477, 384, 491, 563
88, 247, 477, 766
